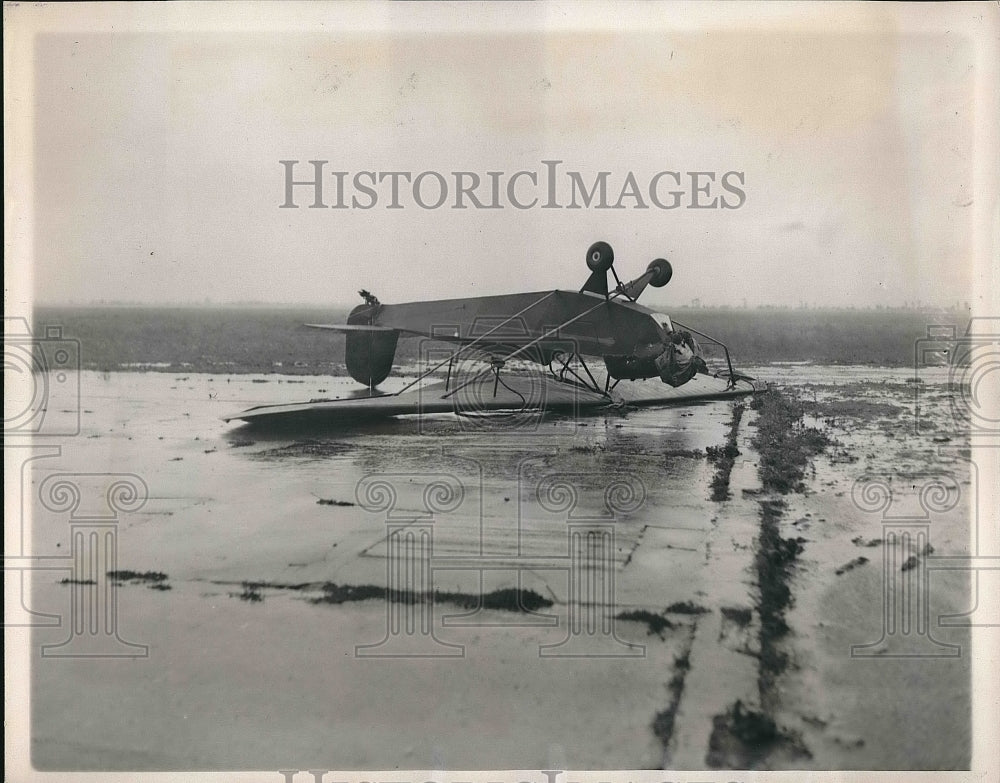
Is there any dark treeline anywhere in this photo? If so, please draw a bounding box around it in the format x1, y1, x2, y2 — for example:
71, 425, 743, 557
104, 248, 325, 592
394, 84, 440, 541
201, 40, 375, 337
32, 305, 956, 373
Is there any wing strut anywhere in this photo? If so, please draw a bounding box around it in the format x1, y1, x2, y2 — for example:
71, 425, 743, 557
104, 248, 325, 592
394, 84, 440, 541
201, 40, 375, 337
392, 290, 558, 396
390, 258, 668, 403
440, 267, 666, 401
442, 295, 618, 400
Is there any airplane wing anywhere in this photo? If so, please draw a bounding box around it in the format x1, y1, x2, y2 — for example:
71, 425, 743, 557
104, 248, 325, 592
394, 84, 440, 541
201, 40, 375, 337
304, 323, 397, 332
222, 372, 755, 425
344, 290, 666, 359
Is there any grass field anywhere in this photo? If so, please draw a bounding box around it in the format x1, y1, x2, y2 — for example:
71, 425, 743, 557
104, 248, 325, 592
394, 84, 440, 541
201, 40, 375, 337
32, 305, 961, 373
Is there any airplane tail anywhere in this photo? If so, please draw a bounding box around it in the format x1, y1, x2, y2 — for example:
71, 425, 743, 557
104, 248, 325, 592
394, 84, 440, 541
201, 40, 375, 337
304, 300, 399, 388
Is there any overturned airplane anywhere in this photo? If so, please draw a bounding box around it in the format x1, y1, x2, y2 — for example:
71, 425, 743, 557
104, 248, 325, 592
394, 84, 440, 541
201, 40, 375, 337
224, 241, 757, 425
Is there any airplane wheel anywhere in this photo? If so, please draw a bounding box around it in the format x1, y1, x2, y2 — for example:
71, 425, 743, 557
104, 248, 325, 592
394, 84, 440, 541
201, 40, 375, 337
647, 258, 673, 287
586, 241, 614, 273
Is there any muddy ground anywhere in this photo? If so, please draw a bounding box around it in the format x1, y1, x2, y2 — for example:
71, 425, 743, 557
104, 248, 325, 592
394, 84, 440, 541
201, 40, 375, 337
24, 366, 973, 770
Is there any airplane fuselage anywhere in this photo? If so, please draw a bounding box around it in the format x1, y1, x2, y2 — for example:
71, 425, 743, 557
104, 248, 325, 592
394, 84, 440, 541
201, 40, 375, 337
353, 289, 668, 362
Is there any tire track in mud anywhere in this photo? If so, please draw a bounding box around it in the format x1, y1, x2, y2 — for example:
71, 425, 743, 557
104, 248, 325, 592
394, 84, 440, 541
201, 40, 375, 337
651, 621, 698, 767
706, 389, 828, 768
707, 402, 745, 501
656, 391, 830, 769
651, 400, 760, 768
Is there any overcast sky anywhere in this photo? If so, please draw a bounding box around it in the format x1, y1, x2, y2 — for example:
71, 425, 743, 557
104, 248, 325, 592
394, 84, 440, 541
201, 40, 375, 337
20, 4, 993, 308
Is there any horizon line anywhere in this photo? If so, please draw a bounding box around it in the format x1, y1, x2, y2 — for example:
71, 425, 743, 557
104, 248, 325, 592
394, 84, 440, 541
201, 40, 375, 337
30, 300, 973, 312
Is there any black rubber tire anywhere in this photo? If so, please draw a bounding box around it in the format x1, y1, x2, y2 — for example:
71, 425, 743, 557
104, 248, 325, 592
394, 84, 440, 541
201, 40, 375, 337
586, 241, 615, 273
647, 258, 673, 287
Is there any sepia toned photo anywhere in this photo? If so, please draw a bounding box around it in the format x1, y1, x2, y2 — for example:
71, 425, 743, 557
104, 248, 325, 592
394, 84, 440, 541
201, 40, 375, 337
5, 3, 998, 781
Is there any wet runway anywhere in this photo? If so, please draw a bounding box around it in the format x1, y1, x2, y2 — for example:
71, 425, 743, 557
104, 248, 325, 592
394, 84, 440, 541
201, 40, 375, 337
24, 367, 973, 770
